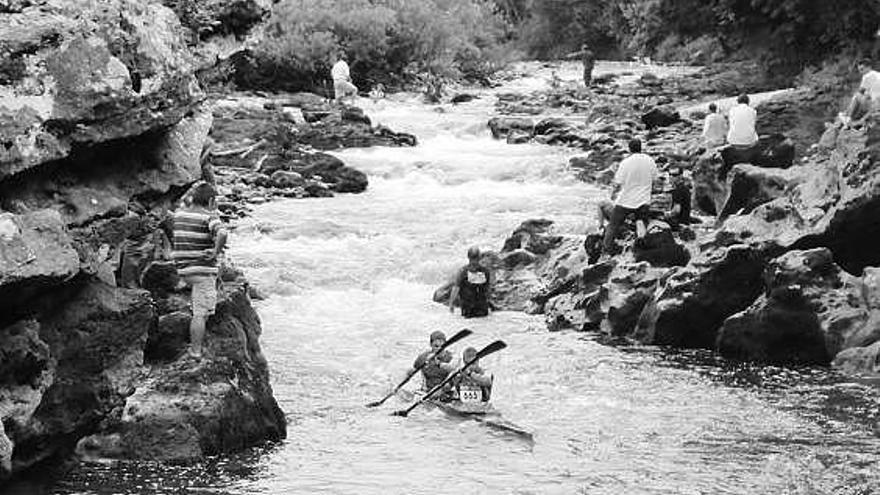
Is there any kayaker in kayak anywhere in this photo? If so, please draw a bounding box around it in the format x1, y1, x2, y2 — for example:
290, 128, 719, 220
412, 330, 456, 399
455, 346, 493, 403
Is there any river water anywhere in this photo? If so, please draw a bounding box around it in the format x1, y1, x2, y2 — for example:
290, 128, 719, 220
38, 62, 880, 494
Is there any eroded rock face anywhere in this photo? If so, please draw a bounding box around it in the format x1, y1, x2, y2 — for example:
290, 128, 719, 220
717, 164, 800, 220
3, 281, 153, 471
80, 281, 286, 461
0, 0, 202, 179
634, 245, 766, 349
0, 210, 79, 319
718, 248, 880, 365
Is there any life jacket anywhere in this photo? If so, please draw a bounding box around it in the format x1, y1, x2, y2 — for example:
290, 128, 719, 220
416, 349, 452, 390
456, 365, 493, 403
458, 265, 490, 317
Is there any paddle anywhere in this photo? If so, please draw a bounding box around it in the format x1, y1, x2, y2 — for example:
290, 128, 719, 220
392, 340, 507, 417
366, 328, 473, 408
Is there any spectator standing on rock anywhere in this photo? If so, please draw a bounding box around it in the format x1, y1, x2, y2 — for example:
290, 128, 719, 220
172, 182, 228, 359
565, 43, 595, 86
858, 60, 880, 103
580, 43, 595, 86
602, 138, 657, 256
331, 52, 358, 104
449, 246, 492, 318
702, 103, 728, 147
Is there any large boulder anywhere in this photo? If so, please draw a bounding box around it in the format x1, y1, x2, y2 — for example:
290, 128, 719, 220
0, 210, 80, 317
832, 341, 880, 378
634, 245, 766, 348
717, 164, 800, 219
4, 281, 153, 473
0, 1, 203, 180
716, 249, 868, 365
487, 117, 534, 140
641, 105, 680, 129
82, 282, 286, 461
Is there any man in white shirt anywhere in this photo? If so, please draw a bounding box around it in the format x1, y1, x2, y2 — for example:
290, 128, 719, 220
331, 52, 358, 104
702, 102, 728, 147
858, 60, 880, 103
602, 138, 658, 255
726, 94, 758, 147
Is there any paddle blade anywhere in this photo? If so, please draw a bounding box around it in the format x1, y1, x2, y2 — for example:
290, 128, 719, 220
475, 340, 507, 360
365, 400, 383, 408
391, 410, 409, 417
441, 328, 473, 350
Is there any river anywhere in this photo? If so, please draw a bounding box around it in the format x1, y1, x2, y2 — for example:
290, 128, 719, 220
38, 62, 880, 494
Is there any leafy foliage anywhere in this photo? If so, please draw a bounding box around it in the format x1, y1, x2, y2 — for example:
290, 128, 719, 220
240, 0, 512, 92
507, 0, 880, 74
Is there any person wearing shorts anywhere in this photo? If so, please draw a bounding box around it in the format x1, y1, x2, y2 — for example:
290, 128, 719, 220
602, 138, 658, 255
172, 182, 227, 358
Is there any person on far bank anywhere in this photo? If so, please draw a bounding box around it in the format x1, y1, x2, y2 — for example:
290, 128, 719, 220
331, 52, 358, 104
726, 94, 758, 147
602, 138, 657, 257
172, 182, 227, 359
449, 246, 492, 318
702, 103, 728, 148
858, 60, 880, 103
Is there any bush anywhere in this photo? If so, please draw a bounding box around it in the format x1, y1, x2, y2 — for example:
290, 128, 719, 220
242, 0, 513, 92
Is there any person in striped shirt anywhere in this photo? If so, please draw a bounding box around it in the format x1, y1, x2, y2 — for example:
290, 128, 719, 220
172, 182, 227, 359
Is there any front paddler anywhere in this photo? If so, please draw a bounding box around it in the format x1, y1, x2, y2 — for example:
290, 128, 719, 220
412, 330, 456, 400
455, 346, 493, 403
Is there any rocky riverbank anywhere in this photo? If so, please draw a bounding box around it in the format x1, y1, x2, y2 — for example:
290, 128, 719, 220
438, 66, 880, 380
0, 0, 414, 484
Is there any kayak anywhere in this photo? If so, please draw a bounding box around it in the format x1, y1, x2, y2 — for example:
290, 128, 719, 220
427, 398, 535, 442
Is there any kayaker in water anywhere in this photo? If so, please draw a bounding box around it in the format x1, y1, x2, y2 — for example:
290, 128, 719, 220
412, 330, 456, 399
454, 346, 493, 403
449, 246, 492, 318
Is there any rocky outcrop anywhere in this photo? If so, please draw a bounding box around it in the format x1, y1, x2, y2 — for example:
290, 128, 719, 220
0, 0, 285, 483
208, 94, 415, 215
78, 280, 285, 461
0, 1, 203, 179
717, 248, 868, 365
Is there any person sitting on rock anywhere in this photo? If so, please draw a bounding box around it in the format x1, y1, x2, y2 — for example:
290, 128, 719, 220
449, 246, 492, 318
412, 330, 456, 398
723, 94, 760, 170
858, 60, 880, 103
602, 138, 657, 257
662, 167, 696, 229
454, 346, 493, 403
844, 87, 872, 127
727, 94, 758, 147
702, 103, 728, 147
331, 51, 358, 104
172, 181, 227, 359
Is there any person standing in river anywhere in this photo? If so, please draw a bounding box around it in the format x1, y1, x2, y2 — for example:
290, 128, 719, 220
449, 246, 492, 318
602, 138, 657, 257
172, 182, 227, 359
